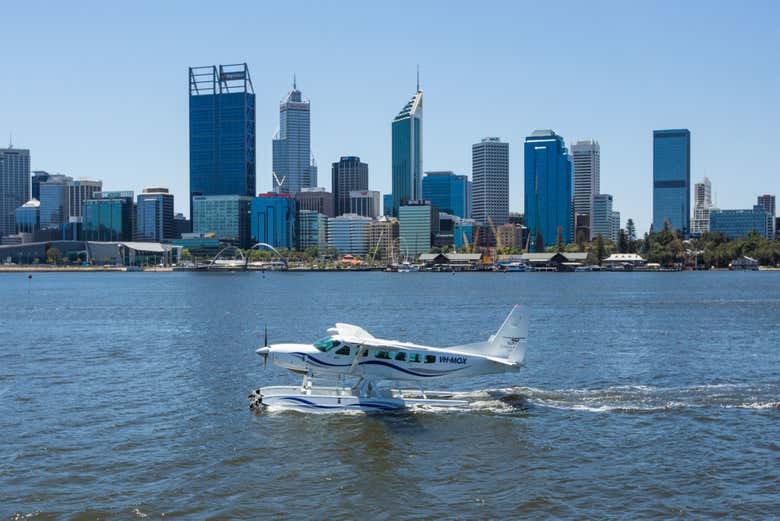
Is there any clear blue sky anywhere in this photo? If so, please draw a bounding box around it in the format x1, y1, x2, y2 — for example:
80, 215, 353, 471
2, 0, 778, 233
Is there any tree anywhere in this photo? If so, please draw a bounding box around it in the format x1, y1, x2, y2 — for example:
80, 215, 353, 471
534, 229, 545, 253
46, 247, 62, 265
595, 234, 606, 265
626, 219, 636, 241
617, 229, 629, 253
556, 225, 564, 252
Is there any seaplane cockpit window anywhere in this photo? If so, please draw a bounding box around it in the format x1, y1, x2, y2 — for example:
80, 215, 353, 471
408, 353, 421, 363
395, 352, 406, 362
374, 351, 392, 359
313, 337, 341, 352
424, 355, 436, 364
335, 345, 351, 356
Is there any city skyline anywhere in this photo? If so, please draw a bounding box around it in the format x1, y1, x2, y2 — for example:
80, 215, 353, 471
1, 1, 779, 234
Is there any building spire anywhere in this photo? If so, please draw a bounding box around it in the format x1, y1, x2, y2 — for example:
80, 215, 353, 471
416, 65, 420, 92
8, 132, 12, 149
293, 72, 297, 90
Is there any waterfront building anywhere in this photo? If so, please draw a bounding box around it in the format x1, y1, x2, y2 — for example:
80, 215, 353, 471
592, 194, 614, 241
83, 191, 135, 242
755, 194, 776, 239
367, 217, 399, 261
691, 177, 713, 236
523, 130, 573, 248
422, 171, 470, 218
472, 138, 509, 226
272, 78, 317, 194
611, 211, 621, 243
192, 194, 251, 247
38, 174, 72, 230
136, 187, 175, 241
327, 214, 371, 255
391, 83, 423, 215
652, 129, 690, 234
189, 64, 256, 219
398, 201, 438, 257
496, 223, 525, 250
0, 146, 31, 238
15, 199, 40, 234
349, 190, 380, 219
571, 140, 600, 241
294, 187, 334, 217
250, 192, 295, 250
296, 210, 327, 251
173, 213, 192, 239
710, 209, 772, 240
332, 156, 368, 216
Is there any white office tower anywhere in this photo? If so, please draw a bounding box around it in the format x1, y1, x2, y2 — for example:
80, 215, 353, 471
571, 140, 600, 240
691, 177, 712, 236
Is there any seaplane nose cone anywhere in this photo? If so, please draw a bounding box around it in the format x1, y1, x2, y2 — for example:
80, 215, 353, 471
256, 347, 271, 357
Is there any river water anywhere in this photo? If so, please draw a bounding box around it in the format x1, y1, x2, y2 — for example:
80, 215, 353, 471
1, 272, 778, 519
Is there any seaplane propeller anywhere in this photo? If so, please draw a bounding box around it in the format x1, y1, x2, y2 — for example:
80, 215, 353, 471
256, 325, 270, 368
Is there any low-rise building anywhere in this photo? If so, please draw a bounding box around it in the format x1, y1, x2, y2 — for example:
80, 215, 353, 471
710, 209, 772, 240
520, 252, 589, 271
399, 201, 439, 257
297, 210, 327, 251
367, 217, 399, 261
192, 195, 252, 248
327, 214, 371, 255
602, 253, 646, 270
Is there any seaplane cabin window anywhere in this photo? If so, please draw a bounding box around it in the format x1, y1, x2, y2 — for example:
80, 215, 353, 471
424, 355, 436, 364
313, 338, 341, 352
374, 351, 392, 359
395, 352, 406, 362
335, 345, 351, 356
408, 353, 421, 363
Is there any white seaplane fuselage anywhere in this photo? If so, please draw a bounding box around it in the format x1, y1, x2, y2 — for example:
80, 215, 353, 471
251, 305, 528, 413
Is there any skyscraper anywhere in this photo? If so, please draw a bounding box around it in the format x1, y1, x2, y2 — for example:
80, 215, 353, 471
422, 171, 470, 218
652, 129, 690, 234
136, 187, 175, 241
571, 140, 600, 241
592, 194, 614, 241
272, 78, 317, 194
391, 82, 423, 215
31, 171, 49, 200
472, 138, 510, 226
83, 191, 135, 242
189, 64, 256, 219
294, 187, 334, 217
349, 190, 381, 218
250, 192, 295, 249
0, 146, 30, 238
331, 156, 368, 216
691, 177, 713, 236
523, 130, 573, 248
755, 194, 776, 238
38, 174, 72, 230
68, 179, 102, 222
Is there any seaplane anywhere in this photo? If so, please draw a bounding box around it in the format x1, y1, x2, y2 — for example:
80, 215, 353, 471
249, 305, 528, 413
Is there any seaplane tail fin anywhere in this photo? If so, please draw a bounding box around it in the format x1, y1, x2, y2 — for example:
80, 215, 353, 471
482, 305, 528, 363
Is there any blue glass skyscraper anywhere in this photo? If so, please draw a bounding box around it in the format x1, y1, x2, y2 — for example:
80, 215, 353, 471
422, 171, 470, 218
391, 82, 423, 215
272, 78, 317, 194
652, 129, 690, 234
524, 130, 573, 248
189, 64, 256, 219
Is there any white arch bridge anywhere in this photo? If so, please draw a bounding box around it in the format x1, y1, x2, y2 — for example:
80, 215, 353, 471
208, 243, 288, 270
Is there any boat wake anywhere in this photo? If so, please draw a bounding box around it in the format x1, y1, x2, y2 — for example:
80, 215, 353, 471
436, 383, 780, 414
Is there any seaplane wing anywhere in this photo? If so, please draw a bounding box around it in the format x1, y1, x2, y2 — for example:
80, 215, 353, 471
328, 323, 375, 343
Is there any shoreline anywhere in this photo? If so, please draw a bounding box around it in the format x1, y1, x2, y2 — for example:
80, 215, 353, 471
1, 266, 777, 273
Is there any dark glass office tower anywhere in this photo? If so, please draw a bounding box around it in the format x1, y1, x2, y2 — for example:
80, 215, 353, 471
189, 64, 256, 219
652, 129, 690, 235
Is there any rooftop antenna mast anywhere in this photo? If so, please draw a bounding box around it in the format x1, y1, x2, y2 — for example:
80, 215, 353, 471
293, 72, 297, 90
416, 65, 420, 92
